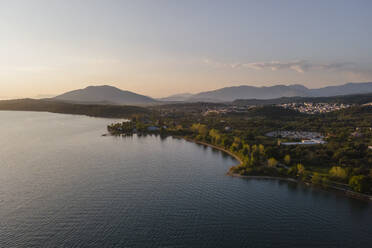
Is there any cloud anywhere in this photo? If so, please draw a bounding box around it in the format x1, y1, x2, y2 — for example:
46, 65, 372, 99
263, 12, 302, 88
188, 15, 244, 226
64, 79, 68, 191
203, 59, 355, 73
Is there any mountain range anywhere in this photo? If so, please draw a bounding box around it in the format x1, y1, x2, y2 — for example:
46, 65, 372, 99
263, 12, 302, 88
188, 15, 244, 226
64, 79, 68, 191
52, 82, 372, 105
186, 82, 372, 102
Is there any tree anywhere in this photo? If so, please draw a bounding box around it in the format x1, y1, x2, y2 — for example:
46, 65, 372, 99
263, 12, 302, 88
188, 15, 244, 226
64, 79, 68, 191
321, 176, 330, 188
349, 175, 368, 193
297, 163, 305, 175
311, 172, 322, 185
191, 123, 208, 137
287, 166, 297, 176
222, 137, 233, 149
268, 158, 278, 168
329, 166, 347, 180
209, 129, 221, 144
284, 154, 291, 165
230, 143, 239, 152
250, 152, 260, 167
258, 144, 265, 156
243, 156, 251, 167
233, 137, 243, 150
241, 144, 250, 156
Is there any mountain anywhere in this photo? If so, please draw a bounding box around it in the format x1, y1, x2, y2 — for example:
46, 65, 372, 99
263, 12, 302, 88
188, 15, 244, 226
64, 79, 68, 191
188, 84, 309, 102
52, 82, 372, 105
233, 92, 372, 106
186, 82, 372, 102
308, 82, 372, 97
158, 93, 194, 102
54, 85, 157, 105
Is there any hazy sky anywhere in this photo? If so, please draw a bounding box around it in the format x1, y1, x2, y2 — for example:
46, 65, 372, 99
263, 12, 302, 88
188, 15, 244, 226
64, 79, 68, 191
1, 0, 372, 98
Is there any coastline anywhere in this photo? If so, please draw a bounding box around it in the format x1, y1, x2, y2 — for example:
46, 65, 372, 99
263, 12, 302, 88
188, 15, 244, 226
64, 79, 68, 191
229, 172, 372, 201
227, 173, 299, 183
181, 137, 243, 166
176, 136, 372, 202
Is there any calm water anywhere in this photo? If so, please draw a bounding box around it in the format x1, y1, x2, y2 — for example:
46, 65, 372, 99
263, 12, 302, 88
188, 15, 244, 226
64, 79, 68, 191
0, 111, 371, 248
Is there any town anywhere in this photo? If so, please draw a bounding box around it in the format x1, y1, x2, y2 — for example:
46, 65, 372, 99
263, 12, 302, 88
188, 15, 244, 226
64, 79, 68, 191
266, 131, 326, 145
278, 102, 351, 114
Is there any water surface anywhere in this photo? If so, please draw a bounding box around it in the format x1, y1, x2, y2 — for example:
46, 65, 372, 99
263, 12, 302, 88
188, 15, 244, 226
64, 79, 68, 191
0, 111, 371, 247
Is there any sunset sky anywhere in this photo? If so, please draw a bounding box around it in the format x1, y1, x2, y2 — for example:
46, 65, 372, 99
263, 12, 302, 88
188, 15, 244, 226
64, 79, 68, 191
1, 0, 372, 98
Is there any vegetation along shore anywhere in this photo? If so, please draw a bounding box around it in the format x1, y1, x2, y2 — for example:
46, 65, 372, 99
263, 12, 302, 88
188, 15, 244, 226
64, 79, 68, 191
106, 103, 372, 200
1, 95, 371, 200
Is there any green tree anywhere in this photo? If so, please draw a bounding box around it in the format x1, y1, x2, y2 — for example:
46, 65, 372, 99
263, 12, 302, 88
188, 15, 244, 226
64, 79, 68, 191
241, 144, 250, 157
267, 158, 278, 168
284, 154, 291, 165
258, 144, 265, 156
329, 166, 347, 180
250, 152, 260, 167
243, 156, 251, 167
209, 129, 221, 144
191, 123, 208, 137
349, 175, 368, 193
311, 172, 322, 185
297, 163, 305, 175
233, 137, 243, 150
321, 176, 330, 188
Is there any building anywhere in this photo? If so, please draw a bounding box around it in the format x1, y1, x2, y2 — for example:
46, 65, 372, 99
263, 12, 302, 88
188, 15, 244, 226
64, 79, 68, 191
281, 139, 326, 146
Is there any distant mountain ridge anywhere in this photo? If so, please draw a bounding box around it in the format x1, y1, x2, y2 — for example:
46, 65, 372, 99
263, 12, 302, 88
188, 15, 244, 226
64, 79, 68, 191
158, 93, 194, 102
53, 82, 372, 105
184, 82, 372, 102
54, 85, 156, 105
233, 92, 372, 106
308, 82, 372, 97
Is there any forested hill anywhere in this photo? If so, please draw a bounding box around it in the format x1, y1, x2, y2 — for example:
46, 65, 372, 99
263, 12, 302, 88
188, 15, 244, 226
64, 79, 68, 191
233, 92, 372, 106
0, 99, 150, 118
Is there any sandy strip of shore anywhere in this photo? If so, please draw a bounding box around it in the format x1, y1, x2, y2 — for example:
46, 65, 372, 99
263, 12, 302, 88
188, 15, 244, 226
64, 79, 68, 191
181, 137, 243, 166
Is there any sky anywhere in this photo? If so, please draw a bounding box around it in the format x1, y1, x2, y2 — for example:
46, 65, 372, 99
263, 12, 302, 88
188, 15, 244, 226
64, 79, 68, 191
1, 0, 372, 98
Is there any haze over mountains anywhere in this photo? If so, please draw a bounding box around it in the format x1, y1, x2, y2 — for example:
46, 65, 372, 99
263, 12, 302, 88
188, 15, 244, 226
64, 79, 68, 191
158, 93, 194, 102
52, 82, 372, 105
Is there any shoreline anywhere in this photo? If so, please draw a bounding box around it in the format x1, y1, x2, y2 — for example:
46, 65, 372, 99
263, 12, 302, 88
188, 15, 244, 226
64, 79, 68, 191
110, 133, 372, 201
180, 137, 243, 166
176, 136, 372, 202
228, 172, 372, 201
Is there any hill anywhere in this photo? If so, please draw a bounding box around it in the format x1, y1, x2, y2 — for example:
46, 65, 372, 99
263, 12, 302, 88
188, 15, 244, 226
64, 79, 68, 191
188, 85, 307, 102
233, 92, 372, 106
185, 82, 372, 102
309, 82, 372, 97
54, 85, 157, 105
158, 93, 194, 102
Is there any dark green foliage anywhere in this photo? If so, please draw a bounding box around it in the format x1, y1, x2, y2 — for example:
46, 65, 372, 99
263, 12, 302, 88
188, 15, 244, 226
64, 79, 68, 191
0, 99, 150, 118
349, 175, 370, 193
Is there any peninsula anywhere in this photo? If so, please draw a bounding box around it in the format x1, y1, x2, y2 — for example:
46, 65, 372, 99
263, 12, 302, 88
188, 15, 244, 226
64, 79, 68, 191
106, 103, 372, 199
